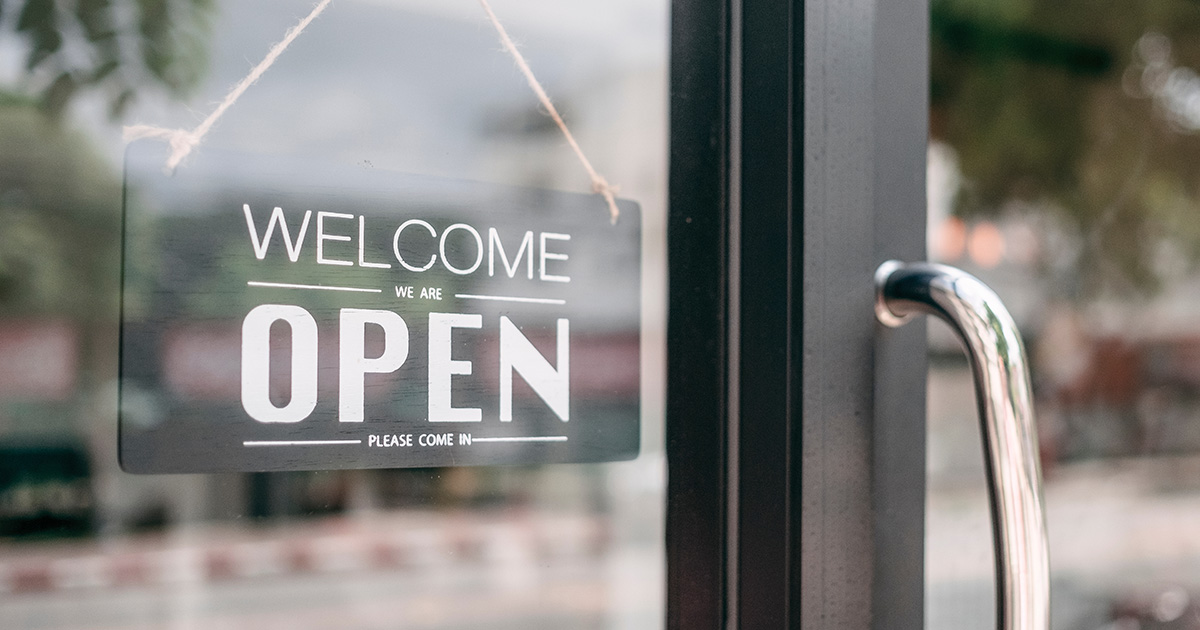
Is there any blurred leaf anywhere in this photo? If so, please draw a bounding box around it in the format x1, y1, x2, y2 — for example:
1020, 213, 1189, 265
138, 0, 171, 85
2, 0, 212, 120
15, 0, 53, 32
108, 88, 135, 119
91, 60, 118, 83
17, 0, 62, 73
40, 73, 77, 119
75, 0, 114, 41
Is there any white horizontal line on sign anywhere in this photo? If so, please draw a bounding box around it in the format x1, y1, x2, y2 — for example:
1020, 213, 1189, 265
248, 281, 381, 294
243, 440, 363, 447
471, 436, 569, 443
454, 294, 566, 305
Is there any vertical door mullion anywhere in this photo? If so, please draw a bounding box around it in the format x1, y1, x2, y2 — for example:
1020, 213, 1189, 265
736, 0, 798, 626
667, 0, 731, 626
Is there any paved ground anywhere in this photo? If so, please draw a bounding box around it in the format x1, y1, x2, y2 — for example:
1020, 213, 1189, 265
928, 454, 1200, 630
0, 511, 663, 630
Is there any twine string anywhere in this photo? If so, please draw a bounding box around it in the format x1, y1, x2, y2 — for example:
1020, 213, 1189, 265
124, 0, 334, 170
477, 0, 620, 223
125, 0, 620, 223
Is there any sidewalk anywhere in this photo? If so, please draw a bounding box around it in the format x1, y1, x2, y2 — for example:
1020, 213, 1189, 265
0, 510, 609, 596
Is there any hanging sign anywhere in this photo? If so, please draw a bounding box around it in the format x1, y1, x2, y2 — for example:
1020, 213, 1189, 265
119, 143, 641, 474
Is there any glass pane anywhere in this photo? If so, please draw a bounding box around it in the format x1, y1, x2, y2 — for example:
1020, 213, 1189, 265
928, 2, 1200, 628
0, 1, 666, 627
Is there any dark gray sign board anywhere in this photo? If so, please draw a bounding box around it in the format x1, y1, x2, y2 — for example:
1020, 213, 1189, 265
119, 143, 640, 474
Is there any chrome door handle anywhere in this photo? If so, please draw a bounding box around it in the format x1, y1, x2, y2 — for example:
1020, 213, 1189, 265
874, 261, 1050, 630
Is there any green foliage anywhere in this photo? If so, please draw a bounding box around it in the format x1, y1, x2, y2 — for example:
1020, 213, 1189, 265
932, 0, 1200, 298
0, 104, 120, 317
0, 0, 216, 318
1, 0, 213, 119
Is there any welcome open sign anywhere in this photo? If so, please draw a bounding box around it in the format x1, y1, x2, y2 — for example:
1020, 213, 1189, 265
119, 144, 641, 474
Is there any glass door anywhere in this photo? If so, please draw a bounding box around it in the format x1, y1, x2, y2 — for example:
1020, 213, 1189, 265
927, 2, 1200, 629
0, 1, 668, 628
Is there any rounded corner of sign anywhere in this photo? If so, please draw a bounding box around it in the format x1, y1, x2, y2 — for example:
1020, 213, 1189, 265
615, 442, 641, 463
117, 451, 151, 476
612, 199, 643, 226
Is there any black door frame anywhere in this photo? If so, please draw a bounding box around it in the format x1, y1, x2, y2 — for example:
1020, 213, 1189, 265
666, 0, 929, 626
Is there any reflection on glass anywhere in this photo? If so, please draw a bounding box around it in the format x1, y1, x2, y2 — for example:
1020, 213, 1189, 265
0, 1, 666, 628
930, 1, 1200, 628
